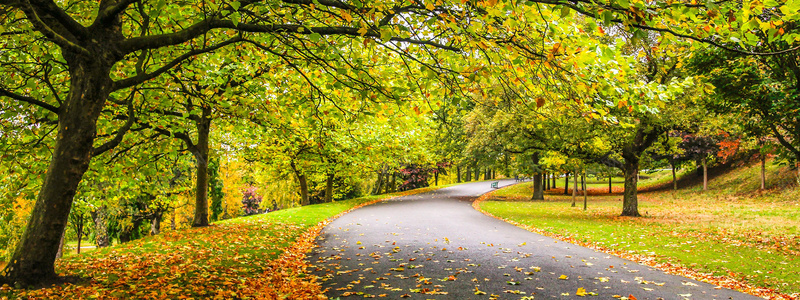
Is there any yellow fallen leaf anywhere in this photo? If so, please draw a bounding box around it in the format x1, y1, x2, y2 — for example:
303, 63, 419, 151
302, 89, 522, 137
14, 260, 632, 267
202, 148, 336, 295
558, 274, 568, 280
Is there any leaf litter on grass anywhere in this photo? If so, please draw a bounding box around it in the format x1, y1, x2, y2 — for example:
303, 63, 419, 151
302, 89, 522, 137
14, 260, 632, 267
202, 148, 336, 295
10, 186, 444, 299
474, 187, 800, 300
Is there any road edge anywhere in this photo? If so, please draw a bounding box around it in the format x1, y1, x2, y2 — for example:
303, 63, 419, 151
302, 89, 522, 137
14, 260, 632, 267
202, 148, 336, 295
471, 187, 794, 300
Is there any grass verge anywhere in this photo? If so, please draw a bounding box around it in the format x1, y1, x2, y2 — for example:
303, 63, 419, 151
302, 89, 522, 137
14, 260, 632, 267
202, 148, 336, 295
476, 180, 799, 300
0, 185, 452, 299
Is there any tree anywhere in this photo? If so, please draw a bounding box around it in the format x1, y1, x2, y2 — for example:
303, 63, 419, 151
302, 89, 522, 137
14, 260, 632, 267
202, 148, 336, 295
690, 46, 800, 184
0, 0, 474, 282
3, 0, 797, 285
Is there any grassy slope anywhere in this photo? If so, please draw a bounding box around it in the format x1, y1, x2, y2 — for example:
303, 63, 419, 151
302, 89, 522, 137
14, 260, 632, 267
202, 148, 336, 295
480, 160, 800, 297
1, 184, 456, 299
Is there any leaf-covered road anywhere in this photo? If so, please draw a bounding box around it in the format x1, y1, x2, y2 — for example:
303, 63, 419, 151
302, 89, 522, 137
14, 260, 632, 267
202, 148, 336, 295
308, 180, 762, 299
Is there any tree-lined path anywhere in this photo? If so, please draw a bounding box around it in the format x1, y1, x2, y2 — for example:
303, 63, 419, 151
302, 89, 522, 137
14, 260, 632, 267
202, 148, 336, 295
309, 181, 760, 299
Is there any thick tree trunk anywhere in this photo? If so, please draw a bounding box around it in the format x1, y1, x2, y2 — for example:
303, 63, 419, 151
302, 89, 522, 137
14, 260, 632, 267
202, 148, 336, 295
291, 161, 310, 204
608, 176, 612, 193
434, 172, 439, 186
298, 174, 310, 205
621, 160, 641, 217
702, 158, 708, 191
191, 107, 212, 227
474, 166, 480, 181
325, 173, 334, 202
465, 167, 471, 182
531, 153, 544, 200
531, 173, 544, 200
1, 58, 113, 283
457, 166, 462, 183
760, 156, 766, 190
564, 172, 569, 195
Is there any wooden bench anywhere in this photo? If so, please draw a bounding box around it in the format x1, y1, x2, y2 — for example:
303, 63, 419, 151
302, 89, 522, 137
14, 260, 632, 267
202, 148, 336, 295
491, 181, 499, 188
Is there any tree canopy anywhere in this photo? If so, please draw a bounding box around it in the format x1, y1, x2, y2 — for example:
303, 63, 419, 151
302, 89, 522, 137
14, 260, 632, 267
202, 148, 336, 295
1, 0, 799, 286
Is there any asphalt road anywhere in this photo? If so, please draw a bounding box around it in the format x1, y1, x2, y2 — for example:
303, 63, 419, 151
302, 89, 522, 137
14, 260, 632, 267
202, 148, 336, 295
308, 180, 762, 300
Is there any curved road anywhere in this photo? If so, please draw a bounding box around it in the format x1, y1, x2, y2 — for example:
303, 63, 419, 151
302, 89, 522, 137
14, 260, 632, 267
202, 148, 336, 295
308, 180, 760, 299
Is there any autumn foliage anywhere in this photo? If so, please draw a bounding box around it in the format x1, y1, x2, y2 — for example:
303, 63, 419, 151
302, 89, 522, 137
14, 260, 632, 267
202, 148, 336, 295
1, 185, 444, 299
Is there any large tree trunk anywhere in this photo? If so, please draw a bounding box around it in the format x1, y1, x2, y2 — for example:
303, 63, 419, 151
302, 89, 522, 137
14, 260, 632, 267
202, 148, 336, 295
325, 173, 334, 202
457, 166, 462, 183
564, 172, 569, 195
192, 107, 212, 227
291, 161, 310, 205
465, 167, 471, 182
621, 159, 641, 216
474, 166, 479, 181
434, 171, 439, 186
608, 175, 612, 193
531, 153, 544, 200
298, 174, 310, 205
2, 57, 113, 284
531, 174, 544, 200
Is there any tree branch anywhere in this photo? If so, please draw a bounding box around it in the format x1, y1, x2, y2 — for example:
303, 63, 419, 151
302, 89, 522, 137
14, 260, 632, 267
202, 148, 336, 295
563, 2, 800, 56
92, 100, 136, 157
113, 37, 242, 90
0, 86, 60, 114
93, 0, 141, 27
121, 18, 459, 54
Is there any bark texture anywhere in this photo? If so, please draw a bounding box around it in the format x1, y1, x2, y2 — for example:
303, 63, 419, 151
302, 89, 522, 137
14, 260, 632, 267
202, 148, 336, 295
530, 153, 544, 200
190, 107, 212, 227
2, 51, 115, 284
324, 173, 334, 203
621, 159, 641, 217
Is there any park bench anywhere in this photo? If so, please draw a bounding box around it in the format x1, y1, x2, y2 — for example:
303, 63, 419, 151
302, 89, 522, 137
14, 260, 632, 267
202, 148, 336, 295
491, 181, 499, 188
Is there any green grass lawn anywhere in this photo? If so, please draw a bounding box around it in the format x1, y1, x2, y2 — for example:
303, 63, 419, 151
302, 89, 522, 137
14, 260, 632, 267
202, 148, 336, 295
480, 166, 800, 297
2, 185, 451, 299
